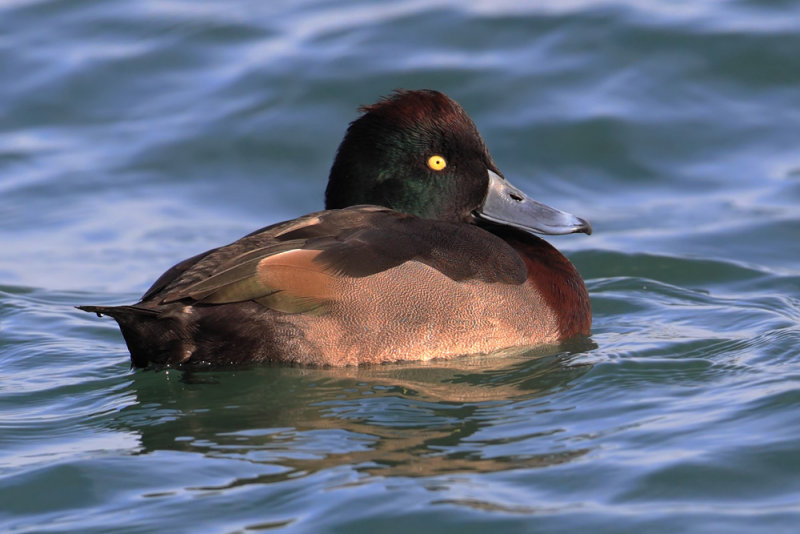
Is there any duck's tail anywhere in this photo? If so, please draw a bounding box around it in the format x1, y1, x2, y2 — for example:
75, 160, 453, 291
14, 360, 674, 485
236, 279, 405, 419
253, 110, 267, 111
76, 304, 158, 319
76, 304, 185, 367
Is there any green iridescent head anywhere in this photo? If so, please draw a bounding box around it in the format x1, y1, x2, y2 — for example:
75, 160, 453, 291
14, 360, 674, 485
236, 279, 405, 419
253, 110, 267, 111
325, 90, 591, 236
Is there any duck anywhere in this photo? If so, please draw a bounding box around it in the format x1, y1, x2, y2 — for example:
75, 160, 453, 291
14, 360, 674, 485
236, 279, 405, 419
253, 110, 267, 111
79, 89, 592, 367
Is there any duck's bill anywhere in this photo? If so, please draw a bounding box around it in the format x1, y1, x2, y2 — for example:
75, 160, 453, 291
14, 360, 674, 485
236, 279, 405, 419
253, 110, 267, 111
475, 170, 592, 236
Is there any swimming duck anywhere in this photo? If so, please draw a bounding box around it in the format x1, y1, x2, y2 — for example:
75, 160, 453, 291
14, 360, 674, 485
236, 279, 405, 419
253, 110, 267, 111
79, 90, 591, 367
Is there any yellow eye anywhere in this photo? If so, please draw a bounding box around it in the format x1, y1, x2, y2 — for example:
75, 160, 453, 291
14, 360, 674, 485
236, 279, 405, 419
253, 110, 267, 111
427, 155, 447, 171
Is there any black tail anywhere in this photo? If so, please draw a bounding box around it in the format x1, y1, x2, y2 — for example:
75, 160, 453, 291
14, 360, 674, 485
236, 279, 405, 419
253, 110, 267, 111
77, 304, 186, 367
76, 304, 158, 319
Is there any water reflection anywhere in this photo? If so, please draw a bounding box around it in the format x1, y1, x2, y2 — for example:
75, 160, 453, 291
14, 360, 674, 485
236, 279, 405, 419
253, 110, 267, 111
115, 340, 595, 481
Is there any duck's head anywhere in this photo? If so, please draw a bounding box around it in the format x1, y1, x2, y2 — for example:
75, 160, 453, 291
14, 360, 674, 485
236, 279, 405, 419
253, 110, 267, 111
325, 89, 591, 236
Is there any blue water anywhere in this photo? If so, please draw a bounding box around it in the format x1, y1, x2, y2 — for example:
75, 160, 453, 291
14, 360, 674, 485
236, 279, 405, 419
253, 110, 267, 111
2, 1, 800, 532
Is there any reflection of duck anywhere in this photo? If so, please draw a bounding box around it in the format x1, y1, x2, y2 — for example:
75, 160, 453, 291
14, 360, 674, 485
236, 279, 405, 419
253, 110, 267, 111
116, 346, 595, 479
80, 90, 591, 367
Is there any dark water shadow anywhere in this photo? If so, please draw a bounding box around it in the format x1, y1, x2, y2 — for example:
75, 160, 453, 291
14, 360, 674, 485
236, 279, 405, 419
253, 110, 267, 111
111, 338, 596, 482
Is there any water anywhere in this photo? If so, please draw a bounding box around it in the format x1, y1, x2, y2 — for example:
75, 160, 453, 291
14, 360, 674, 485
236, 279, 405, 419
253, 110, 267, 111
2, 0, 800, 532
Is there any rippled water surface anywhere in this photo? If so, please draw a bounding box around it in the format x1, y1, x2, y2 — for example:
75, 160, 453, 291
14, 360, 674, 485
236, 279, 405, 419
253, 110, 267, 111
3, 1, 800, 532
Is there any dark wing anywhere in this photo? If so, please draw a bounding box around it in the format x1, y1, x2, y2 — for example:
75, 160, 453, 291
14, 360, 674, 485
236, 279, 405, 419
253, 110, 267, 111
142, 205, 527, 314
140, 249, 217, 301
